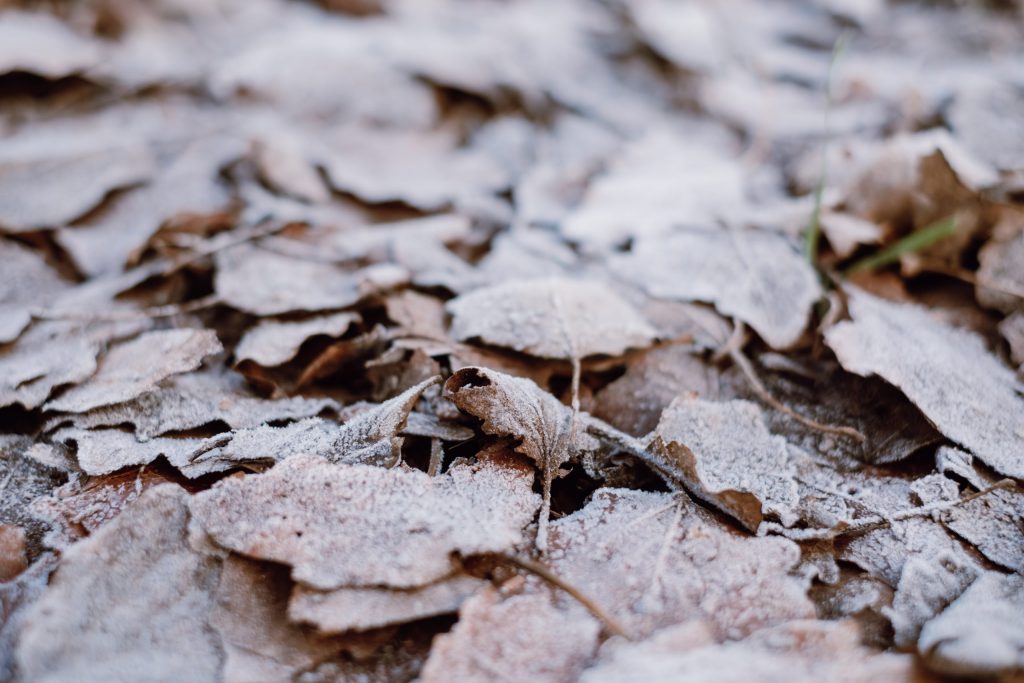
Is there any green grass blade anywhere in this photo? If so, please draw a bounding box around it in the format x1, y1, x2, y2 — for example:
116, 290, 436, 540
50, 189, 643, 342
842, 217, 958, 277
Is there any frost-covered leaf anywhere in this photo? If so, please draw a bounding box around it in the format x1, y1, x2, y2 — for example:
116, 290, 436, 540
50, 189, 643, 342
420, 584, 600, 683
61, 368, 338, 440
825, 288, 1024, 479
581, 619, 929, 683
918, 572, 1024, 678
235, 312, 360, 367
942, 485, 1024, 573
16, 486, 223, 683
0, 554, 58, 682
546, 489, 814, 640
0, 322, 101, 410
447, 277, 656, 359
211, 555, 349, 682
0, 240, 69, 343
613, 227, 822, 348
0, 12, 101, 79
215, 243, 407, 316
290, 573, 486, 635
649, 396, 799, 531
190, 453, 539, 590
51, 427, 203, 476
45, 328, 222, 414
189, 377, 439, 472
886, 554, 978, 649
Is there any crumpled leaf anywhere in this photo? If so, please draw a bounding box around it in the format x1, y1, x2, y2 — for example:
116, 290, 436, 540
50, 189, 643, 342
420, 584, 601, 683
447, 277, 657, 359
648, 396, 799, 531
190, 452, 540, 590
445, 366, 603, 548
825, 288, 1024, 479
188, 376, 439, 472
0, 321, 102, 410
59, 368, 338, 441
581, 619, 931, 683
215, 243, 407, 316
16, 485, 223, 683
886, 553, 979, 650
235, 312, 360, 367
613, 227, 822, 349
289, 572, 486, 635
918, 572, 1024, 678
45, 328, 222, 414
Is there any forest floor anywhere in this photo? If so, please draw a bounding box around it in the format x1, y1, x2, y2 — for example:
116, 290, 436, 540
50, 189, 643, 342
1, 0, 1023, 681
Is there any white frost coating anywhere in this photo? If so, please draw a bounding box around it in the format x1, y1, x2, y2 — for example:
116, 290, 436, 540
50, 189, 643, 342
235, 312, 359, 367
919, 572, 1024, 678
612, 227, 822, 349
52, 426, 203, 476
190, 454, 540, 590
16, 485, 223, 683
825, 288, 1024, 479
650, 396, 799, 530
447, 277, 657, 359
45, 328, 222, 413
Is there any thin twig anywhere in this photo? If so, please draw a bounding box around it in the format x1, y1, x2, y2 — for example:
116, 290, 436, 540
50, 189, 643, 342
726, 322, 866, 442
503, 554, 631, 640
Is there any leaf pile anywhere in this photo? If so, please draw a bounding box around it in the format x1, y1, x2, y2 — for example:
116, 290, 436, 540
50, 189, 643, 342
1, 0, 1023, 681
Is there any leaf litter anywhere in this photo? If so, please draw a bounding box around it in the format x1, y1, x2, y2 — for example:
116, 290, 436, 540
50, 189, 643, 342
1, 0, 1023, 681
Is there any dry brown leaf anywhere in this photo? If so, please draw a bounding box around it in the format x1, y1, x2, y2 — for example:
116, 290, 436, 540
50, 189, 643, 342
45, 328, 222, 414
0, 524, 27, 582
16, 485, 223, 683
235, 312, 360, 368
190, 452, 539, 590
289, 572, 486, 635
918, 572, 1024, 678
215, 243, 407, 316
447, 277, 657, 360
825, 288, 1024, 479
613, 227, 822, 349
648, 396, 799, 531
593, 346, 730, 437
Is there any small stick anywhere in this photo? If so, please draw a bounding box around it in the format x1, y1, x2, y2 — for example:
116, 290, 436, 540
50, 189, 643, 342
427, 438, 444, 477
725, 322, 867, 443
503, 554, 631, 640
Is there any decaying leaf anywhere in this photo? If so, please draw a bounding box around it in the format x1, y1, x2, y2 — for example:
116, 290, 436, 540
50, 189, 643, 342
190, 452, 539, 590
447, 277, 657, 360
826, 288, 1024, 479
45, 328, 222, 413
613, 227, 823, 349
16, 486, 223, 683
648, 396, 799, 531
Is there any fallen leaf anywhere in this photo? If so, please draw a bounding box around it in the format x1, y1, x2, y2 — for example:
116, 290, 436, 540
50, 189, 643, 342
45, 328, 222, 413
648, 396, 800, 530
235, 312, 360, 368
447, 277, 657, 360
190, 453, 540, 590
825, 287, 1024, 479
613, 227, 823, 349
0, 11, 101, 79
16, 486, 223, 683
